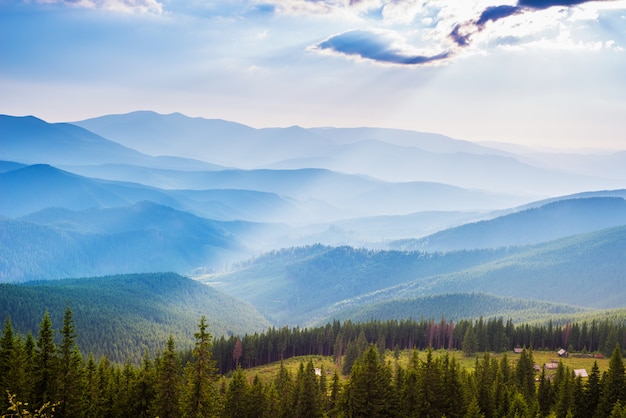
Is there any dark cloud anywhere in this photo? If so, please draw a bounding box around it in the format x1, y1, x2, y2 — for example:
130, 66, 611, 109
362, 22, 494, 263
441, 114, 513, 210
517, 0, 590, 9
477, 5, 522, 27
315, 29, 450, 65
449, 0, 617, 48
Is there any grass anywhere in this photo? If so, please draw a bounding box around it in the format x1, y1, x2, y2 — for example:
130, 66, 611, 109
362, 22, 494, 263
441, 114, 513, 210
239, 348, 611, 384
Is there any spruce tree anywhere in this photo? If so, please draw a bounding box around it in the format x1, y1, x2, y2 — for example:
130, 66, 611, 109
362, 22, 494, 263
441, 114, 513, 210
58, 306, 85, 418
181, 316, 220, 418
249, 375, 266, 418
223, 366, 250, 418
328, 372, 341, 418
515, 347, 536, 402
597, 344, 625, 417
132, 350, 156, 418
152, 335, 182, 418
0, 317, 15, 412
34, 310, 58, 408
537, 367, 554, 417
294, 361, 322, 418
274, 361, 294, 418
584, 361, 602, 418
344, 344, 392, 417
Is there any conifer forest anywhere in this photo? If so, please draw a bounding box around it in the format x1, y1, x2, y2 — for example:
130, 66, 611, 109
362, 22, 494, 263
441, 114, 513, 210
2, 308, 626, 418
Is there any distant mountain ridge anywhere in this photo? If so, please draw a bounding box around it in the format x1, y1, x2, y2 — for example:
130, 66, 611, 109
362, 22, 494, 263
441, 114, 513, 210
72, 111, 623, 195
0, 163, 303, 223
0, 201, 265, 282
0, 114, 221, 170
390, 196, 626, 252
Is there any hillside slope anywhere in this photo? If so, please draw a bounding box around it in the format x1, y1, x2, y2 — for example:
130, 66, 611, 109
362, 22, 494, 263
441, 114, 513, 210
204, 226, 626, 326
391, 196, 626, 251
0, 273, 270, 363
317, 293, 591, 326
0, 202, 265, 282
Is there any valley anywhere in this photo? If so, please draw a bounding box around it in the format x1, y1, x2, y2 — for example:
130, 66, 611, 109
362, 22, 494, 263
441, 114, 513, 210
1, 110, 626, 418
1, 111, 625, 328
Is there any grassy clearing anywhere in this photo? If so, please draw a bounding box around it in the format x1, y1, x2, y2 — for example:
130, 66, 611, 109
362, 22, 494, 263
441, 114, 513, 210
240, 348, 610, 384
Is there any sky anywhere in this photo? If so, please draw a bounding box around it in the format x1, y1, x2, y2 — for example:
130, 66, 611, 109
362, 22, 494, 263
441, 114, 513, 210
1, 0, 625, 150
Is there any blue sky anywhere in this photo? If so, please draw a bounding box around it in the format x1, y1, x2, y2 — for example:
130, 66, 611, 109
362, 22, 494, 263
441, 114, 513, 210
1, 0, 625, 149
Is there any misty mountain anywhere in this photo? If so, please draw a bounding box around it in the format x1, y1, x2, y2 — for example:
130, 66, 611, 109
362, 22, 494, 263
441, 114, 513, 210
0, 272, 270, 362
0, 201, 265, 282
73, 111, 334, 168
73, 111, 623, 196
383, 225, 626, 310
0, 114, 222, 170
62, 163, 527, 216
390, 196, 626, 252
0, 163, 305, 224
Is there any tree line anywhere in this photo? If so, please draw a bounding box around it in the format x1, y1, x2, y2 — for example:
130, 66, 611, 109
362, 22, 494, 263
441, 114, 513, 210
212, 316, 626, 375
2, 308, 626, 417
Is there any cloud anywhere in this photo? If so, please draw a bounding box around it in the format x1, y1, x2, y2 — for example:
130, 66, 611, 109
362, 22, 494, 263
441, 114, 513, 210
476, 5, 523, 27
34, 0, 163, 14
312, 28, 450, 65
449, 0, 625, 47
518, 0, 589, 9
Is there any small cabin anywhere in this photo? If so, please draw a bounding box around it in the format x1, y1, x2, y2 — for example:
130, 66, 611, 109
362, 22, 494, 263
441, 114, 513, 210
574, 369, 588, 378
557, 348, 568, 357
544, 362, 559, 370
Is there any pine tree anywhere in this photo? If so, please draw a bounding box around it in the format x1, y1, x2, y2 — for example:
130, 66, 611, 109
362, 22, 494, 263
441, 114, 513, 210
474, 353, 496, 418
248, 375, 266, 418
132, 350, 156, 418
294, 360, 322, 418
274, 362, 294, 418
609, 400, 626, 418
597, 344, 625, 417
223, 366, 250, 418
416, 348, 445, 417
555, 368, 574, 418
34, 311, 58, 408
83, 352, 101, 418
537, 367, 554, 417
465, 397, 486, 418
584, 361, 602, 418
328, 372, 341, 418
344, 344, 392, 417
152, 335, 182, 418
0, 317, 15, 412
181, 316, 220, 418
4, 334, 30, 406
515, 347, 536, 402
58, 306, 85, 418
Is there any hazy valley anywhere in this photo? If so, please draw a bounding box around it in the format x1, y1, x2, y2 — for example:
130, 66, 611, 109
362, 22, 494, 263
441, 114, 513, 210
1, 110, 625, 336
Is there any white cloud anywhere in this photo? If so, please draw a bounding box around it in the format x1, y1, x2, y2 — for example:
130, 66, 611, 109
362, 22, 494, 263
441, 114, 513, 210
34, 0, 163, 14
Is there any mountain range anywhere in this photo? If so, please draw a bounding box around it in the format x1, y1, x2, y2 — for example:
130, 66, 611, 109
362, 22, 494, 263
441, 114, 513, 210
1, 110, 625, 333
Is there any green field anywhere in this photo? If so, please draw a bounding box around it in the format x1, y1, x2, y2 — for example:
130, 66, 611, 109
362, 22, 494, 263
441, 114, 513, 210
242, 348, 611, 384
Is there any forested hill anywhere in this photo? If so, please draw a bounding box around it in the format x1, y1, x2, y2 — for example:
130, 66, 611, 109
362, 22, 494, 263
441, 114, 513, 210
204, 225, 626, 326
0, 202, 259, 282
319, 293, 591, 326
0, 273, 270, 362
